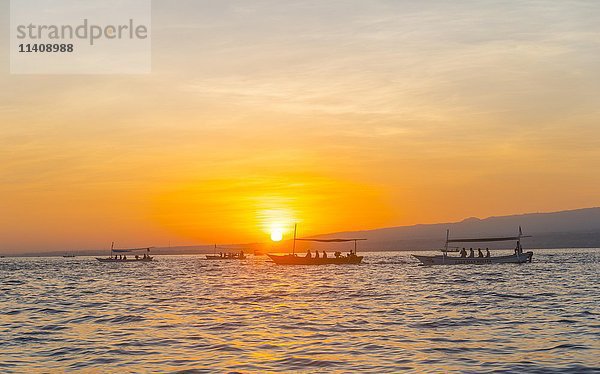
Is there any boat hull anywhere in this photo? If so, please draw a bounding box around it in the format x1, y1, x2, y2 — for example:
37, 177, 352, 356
267, 254, 363, 265
96, 257, 153, 263
413, 252, 533, 266
205, 255, 246, 260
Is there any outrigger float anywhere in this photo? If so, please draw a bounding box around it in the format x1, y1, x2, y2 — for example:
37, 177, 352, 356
267, 225, 365, 265
96, 242, 154, 263
413, 227, 533, 266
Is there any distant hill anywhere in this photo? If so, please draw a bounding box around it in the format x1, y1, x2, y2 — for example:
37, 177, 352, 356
309, 207, 600, 251
6, 207, 600, 257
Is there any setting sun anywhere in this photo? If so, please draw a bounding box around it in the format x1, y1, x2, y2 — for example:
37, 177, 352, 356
270, 229, 284, 242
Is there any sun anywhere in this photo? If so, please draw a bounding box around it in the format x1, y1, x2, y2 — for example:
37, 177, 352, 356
270, 229, 284, 242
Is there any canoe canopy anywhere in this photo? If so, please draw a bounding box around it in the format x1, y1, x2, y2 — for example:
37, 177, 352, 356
445, 226, 531, 244
447, 236, 521, 243
112, 247, 152, 253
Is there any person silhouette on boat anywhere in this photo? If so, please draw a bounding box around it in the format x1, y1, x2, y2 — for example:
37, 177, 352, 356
314, 250, 320, 259
459, 248, 467, 257
305, 249, 312, 258
469, 248, 475, 258
478, 249, 484, 258
334, 251, 341, 258
514, 244, 520, 255
516, 242, 523, 255
485, 248, 491, 258
322, 251, 327, 258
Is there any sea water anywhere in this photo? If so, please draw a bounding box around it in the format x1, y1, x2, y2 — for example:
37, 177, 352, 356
1, 249, 598, 373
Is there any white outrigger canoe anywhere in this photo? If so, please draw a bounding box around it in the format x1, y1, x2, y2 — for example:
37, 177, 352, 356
413, 227, 533, 266
413, 252, 532, 265
96, 242, 154, 263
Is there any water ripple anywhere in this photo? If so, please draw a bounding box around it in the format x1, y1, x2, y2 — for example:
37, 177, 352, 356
0, 249, 598, 372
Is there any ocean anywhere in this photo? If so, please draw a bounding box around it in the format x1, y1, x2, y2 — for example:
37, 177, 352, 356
1, 249, 598, 373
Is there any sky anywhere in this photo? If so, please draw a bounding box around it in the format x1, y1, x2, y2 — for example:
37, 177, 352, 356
1, 0, 600, 252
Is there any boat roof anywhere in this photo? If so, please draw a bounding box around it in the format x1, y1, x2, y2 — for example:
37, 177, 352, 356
447, 236, 521, 243
214, 246, 245, 251
112, 247, 152, 253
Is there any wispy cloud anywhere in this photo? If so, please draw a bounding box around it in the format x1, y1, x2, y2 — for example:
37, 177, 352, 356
1, 0, 600, 250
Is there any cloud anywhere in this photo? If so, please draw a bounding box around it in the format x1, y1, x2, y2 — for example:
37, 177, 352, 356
1, 0, 600, 250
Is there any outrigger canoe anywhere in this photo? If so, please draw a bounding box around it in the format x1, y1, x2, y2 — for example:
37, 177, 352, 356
205, 245, 247, 260
96, 257, 153, 263
96, 242, 154, 263
413, 252, 532, 265
267, 253, 363, 265
267, 224, 366, 265
413, 227, 533, 266
205, 253, 246, 260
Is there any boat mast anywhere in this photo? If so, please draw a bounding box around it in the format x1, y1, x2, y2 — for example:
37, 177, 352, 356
445, 229, 449, 252
292, 223, 297, 255
111, 241, 114, 256
443, 229, 449, 263
517, 226, 522, 253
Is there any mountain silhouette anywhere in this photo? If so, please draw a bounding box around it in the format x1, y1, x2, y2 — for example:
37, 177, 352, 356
312, 207, 600, 250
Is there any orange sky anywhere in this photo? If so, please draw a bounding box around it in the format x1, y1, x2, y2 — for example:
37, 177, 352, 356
1, 1, 600, 252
